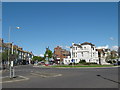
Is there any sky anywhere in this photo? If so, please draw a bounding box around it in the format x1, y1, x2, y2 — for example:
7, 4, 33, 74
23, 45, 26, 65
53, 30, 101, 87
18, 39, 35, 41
2, 2, 118, 56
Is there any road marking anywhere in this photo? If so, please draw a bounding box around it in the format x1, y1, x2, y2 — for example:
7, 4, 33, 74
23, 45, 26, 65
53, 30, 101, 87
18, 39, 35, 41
0, 75, 29, 83
31, 73, 62, 78
52, 74, 62, 77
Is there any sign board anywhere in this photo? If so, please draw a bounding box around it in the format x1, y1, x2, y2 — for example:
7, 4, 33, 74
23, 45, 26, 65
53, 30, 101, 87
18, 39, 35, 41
11, 61, 13, 67
10, 54, 17, 61
71, 59, 75, 63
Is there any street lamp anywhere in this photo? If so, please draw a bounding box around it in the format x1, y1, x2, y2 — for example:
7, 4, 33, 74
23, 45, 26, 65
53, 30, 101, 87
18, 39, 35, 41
8, 26, 21, 79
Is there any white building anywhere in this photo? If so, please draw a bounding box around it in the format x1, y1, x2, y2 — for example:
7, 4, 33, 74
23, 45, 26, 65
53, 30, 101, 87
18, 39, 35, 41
96, 48, 111, 65
63, 42, 99, 64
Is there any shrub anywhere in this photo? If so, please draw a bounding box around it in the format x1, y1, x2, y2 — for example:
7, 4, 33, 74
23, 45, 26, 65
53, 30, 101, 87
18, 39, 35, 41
79, 60, 86, 63
84, 63, 90, 65
113, 60, 116, 63
107, 61, 112, 64
69, 63, 72, 65
89, 63, 97, 65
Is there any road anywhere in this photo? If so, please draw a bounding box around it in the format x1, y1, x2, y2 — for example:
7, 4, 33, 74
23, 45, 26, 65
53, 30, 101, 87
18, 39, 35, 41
2, 65, 119, 88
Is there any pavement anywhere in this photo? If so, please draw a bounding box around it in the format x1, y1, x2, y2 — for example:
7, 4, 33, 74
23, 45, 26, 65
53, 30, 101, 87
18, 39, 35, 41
1, 65, 120, 88
0, 75, 29, 83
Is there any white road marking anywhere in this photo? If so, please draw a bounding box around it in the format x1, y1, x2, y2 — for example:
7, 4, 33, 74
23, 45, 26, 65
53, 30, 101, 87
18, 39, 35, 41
0, 75, 29, 83
31, 73, 62, 78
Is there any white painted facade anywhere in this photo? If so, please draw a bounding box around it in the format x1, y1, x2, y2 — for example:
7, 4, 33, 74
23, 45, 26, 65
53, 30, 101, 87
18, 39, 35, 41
63, 42, 99, 64
96, 48, 111, 65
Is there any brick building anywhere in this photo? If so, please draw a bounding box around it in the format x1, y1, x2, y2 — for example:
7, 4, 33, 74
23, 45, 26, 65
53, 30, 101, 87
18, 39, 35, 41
54, 46, 70, 64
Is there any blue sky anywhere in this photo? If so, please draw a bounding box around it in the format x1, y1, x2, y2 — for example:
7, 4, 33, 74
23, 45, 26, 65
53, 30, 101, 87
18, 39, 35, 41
2, 2, 118, 56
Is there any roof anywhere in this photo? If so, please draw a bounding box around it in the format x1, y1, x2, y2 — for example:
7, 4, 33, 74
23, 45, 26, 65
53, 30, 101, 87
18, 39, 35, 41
111, 50, 118, 54
81, 42, 95, 46
54, 46, 62, 50
13, 45, 18, 49
70, 44, 82, 48
96, 49, 104, 53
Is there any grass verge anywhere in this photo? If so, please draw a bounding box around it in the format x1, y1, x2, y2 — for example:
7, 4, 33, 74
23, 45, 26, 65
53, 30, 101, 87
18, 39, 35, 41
51, 65, 114, 68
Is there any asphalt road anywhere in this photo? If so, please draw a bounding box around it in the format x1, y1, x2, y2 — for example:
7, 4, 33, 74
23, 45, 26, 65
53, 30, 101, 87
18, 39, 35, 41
1, 65, 120, 88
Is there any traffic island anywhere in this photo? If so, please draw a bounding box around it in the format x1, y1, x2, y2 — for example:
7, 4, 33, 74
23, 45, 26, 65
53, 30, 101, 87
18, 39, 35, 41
0, 76, 29, 83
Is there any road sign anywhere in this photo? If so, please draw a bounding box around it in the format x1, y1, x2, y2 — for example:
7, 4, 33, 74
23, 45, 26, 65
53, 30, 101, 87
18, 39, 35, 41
10, 54, 17, 61
71, 59, 75, 63
11, 61, 14, 67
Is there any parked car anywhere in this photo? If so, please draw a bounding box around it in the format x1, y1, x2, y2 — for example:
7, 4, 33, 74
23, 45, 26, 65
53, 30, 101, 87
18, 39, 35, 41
44, 64, 50, 66
113, 61, 120, 66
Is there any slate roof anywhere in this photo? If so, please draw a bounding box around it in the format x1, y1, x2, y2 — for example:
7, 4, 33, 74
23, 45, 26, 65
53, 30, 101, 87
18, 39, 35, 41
81, 42, 95, 46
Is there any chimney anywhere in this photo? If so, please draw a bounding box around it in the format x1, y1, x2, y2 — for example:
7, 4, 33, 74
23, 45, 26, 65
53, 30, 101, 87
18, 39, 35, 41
72, 42, 74, 45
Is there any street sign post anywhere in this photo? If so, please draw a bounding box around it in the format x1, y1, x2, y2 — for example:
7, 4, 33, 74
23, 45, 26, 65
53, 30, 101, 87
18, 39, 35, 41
71, 59, 75, 66
71, 59, 75, 63
11, 61, 13, 67
10, 54, 16, 78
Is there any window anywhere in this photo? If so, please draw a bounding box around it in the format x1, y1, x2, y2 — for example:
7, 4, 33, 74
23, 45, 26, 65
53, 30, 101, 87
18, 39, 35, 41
63, 54, 66, 56
84, 47, 86, 50
81, 52, 83, 57
76, 47, 77, 50
73, 47, 75, 50
93, 48, 94, 50
73, 53, 75, 57
76, 59, 77, 62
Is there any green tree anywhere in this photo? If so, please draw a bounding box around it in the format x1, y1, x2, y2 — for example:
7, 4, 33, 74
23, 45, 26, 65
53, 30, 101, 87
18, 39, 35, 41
44, 48, 52, 59
32, 56, 44, 62
2, 50, 8, 62
2, 50, 18, 61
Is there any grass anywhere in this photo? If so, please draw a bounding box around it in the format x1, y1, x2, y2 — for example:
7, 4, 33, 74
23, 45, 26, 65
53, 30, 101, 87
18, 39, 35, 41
51, 65, 114, 68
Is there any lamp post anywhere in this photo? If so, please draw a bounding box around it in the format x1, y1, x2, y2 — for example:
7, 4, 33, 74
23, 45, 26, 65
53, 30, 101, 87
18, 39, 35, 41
8, 26, 21, 79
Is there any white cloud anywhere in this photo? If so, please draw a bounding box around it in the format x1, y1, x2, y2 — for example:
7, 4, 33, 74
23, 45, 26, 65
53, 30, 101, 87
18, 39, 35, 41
111, 46, 118, 51
110, 37, 114, 41
65, 46, 70, 49
97, 45, 109, 49
59, 46, 63, 48
40, 54, 44, 57
34, 54, 39, 56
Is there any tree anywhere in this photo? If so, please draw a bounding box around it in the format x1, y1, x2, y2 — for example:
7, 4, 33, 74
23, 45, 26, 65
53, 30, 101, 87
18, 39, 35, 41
2, 49, 18, 62
2, 49, 8, 62
44, 48, 53, 59
32, 56, 44, 62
